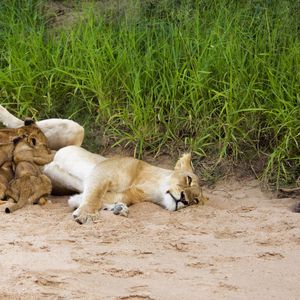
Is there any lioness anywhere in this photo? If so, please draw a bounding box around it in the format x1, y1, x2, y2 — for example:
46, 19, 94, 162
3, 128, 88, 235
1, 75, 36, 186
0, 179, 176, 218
43, 146, 206, 224
4, 135, 53, 213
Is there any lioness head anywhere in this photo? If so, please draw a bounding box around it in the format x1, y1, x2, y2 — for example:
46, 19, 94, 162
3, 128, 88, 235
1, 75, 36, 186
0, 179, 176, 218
164, 153, 206, 211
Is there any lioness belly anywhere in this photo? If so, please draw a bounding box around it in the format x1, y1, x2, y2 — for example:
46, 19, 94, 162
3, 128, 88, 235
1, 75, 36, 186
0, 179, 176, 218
43, 146, 106, 194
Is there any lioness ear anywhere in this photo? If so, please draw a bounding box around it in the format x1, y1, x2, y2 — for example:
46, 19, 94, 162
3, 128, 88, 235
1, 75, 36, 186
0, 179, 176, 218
174, 153, 193, 172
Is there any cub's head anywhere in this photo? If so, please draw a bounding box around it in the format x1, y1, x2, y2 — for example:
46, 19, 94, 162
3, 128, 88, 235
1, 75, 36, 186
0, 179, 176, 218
17, 118, 49, 146
13, 119, 53, 165
164, 153, 207, 211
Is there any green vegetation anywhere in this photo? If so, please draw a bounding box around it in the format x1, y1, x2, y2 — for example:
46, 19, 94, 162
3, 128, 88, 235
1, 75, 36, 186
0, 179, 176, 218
0, 0, 300, 187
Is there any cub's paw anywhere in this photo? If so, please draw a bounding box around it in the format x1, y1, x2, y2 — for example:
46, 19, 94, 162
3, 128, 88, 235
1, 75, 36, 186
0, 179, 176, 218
72, 207, 99, 224
113, 203, 129, 217
38, 197, 51, 206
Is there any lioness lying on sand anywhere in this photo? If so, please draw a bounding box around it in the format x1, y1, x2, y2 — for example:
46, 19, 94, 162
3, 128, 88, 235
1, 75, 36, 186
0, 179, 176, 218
1, 105, 207, 223
43, 146, 207, 224
5, 135, 53, 213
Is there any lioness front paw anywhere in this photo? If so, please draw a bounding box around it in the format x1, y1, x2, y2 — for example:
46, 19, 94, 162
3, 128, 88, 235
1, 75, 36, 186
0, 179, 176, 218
113, 203, 129, 217
72, 207, 99, 224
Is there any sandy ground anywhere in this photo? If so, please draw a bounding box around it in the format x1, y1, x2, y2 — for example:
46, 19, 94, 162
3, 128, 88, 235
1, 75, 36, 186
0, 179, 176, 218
0, 179, 299, 300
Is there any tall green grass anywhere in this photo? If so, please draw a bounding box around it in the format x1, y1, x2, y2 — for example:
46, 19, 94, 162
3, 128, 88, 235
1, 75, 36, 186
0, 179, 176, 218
0, 0, 300, 187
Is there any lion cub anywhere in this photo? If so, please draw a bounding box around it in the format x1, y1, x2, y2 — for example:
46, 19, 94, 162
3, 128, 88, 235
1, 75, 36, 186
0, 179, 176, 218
0, 118, 53, 201
5, 135, 53, 213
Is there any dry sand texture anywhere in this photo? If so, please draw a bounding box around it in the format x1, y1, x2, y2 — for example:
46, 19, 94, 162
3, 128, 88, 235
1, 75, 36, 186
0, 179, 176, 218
0, 179, 299, 300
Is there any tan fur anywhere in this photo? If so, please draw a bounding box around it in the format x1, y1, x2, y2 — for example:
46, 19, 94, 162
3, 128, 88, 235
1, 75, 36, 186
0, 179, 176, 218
0, 121, 48, 144
72, 153, 207, 224
5, 137, 52, 213
5, 172, 52, 213
0, 161, 14, 201
0, 120, 53, 211
0, 131, 44, 200
0, 120, 53, 164
0, 141, 14, 167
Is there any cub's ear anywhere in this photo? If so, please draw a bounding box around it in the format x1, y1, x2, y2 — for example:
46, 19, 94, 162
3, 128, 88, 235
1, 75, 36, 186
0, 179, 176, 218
24, 118, 35, 126
174, 153, 194, 172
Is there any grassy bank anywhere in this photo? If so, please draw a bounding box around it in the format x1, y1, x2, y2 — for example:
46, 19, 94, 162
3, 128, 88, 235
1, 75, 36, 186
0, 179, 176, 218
0, 0, 299, 187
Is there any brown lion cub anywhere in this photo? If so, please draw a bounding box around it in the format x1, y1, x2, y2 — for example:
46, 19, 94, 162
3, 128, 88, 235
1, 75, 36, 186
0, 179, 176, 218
5, 135, 53, 213
0, 119, 53, 205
